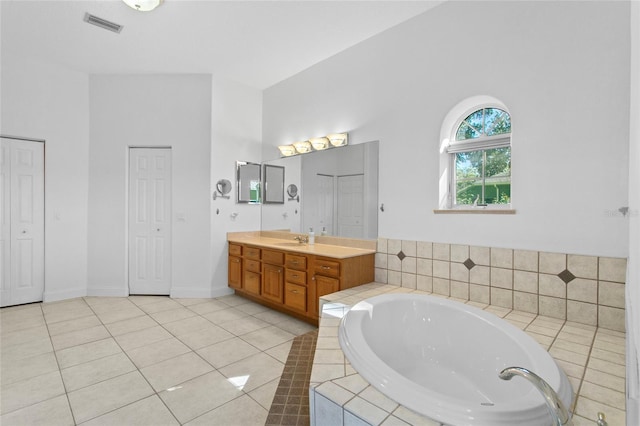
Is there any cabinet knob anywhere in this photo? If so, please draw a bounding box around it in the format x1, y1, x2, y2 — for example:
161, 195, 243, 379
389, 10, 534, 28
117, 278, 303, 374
322, 266, 330, 270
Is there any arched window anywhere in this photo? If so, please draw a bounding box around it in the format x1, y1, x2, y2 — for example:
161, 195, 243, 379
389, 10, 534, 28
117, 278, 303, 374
448, 107, 512, 206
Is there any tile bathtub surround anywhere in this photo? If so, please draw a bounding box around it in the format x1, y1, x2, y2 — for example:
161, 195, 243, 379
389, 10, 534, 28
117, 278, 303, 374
311, 283, 627, 426
0, 295, 317, 425
375, 238, 628, 332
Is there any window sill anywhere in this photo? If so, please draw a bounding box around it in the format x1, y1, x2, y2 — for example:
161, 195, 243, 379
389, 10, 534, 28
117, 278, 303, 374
433, 209, 516, 215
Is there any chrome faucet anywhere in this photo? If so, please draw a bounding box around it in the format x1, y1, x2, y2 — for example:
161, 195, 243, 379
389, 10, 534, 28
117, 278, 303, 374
499, 367, 572, 426
294, 235, 308, 244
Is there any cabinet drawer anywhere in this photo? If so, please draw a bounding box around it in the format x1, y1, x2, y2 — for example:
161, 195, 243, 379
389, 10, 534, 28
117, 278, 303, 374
244, 246, 261, 260
244, 271, 261, 295
263, 250, 284, 266
285, 269, 306, 285
314, 258, 340, 278
244, 259, 261, 273
284, 282, 307, 312
285, 253, 307, 270
229, 243, 242, 256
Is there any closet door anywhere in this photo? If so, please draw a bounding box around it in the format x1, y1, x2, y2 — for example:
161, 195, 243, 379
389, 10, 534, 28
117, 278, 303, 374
128, 148, 172, 295
0, 138, 45, 307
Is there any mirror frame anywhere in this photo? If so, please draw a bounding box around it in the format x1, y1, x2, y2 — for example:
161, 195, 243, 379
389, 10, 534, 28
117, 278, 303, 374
263, 164, 285, 204
236, 161, 262, 204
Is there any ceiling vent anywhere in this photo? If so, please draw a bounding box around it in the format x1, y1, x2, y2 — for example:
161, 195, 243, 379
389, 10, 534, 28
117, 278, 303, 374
83, 13, 123, 33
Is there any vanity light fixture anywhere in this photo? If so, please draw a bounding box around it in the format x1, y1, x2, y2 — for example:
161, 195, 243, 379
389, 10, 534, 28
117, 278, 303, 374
277, 132, 349, 157
309, 137, 330, 151
327, 133, 348, 147
122, 0, 163, 12
293, 141, 313, 154
278, 145, 297, 157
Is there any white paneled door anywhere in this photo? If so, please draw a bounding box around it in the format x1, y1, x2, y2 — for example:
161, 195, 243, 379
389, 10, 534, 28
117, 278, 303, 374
128, 148, 172, 295
0, 138, 45, 307
337, 174, 364, 238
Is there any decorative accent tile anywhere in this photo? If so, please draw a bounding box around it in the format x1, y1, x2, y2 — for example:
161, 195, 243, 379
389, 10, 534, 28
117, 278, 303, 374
463, 258, 476, 270
396, 251, 406, 261
558, 269, 576, 284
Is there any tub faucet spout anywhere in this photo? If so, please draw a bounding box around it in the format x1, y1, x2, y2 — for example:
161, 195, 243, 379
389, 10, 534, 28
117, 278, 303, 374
499, 367, 572, 426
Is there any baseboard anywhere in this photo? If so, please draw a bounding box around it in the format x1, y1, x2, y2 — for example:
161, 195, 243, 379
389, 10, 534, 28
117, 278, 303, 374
211, 287, 234, 298
43, 287, 87, 303
86, 287, 129, 297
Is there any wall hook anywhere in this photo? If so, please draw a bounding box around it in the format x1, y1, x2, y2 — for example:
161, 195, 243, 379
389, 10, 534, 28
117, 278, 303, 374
619, 206, 629, 216
380, 203, 385, 212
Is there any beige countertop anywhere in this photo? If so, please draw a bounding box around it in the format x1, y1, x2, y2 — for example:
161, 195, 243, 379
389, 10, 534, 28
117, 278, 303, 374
227, 231, 376, 259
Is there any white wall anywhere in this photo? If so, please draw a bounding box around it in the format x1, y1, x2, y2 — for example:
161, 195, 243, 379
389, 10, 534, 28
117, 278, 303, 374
1, 52, 90, 302
88, 75, 212, 298
263, 0, 630, 258
626, 2, 640, 423
210, 77, 263, 296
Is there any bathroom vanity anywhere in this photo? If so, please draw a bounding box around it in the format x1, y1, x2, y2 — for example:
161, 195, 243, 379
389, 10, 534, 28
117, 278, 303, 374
227, 231, 375, 324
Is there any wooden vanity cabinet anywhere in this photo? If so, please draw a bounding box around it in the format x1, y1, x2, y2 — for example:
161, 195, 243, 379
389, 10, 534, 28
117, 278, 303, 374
261, 250, 284, 304
284, 253, 308, 313
228, 241, 374, 324
228, 244, 242, 290
242, 246, 261, 295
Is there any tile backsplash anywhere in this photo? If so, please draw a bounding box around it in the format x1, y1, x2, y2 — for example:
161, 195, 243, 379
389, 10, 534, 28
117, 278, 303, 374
375, 238, 628, 331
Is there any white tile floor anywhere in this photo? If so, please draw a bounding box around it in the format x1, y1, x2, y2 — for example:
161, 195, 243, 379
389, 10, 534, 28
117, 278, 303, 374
0, 294, 317, 425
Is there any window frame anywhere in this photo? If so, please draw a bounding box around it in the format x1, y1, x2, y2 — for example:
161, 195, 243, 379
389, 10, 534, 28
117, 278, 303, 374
448, 107, 512, 210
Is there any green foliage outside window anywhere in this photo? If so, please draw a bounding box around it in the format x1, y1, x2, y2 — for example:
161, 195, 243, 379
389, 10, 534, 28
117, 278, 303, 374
454, 108, 511, 205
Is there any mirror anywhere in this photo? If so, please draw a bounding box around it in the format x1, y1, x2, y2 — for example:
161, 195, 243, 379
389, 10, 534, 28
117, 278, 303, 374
263, 164, 285, 204
287, 184, 299, 202
213, 179, 232, 200
236, 161, 261, 204
261, 141, 379, 239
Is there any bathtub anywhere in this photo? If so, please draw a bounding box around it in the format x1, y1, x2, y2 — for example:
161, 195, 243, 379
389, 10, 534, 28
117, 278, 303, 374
338, 293, 573, 426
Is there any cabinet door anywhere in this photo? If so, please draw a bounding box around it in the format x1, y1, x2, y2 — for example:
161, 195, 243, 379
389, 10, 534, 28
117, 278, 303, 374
228, 256, 242, 289
314, 274, 340, 316
244, 270, 261, 295
284, 282, 307, 312
262, 263, 284, 303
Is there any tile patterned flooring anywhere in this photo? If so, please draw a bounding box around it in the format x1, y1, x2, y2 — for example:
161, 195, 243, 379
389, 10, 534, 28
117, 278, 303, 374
266, 330, 318, 426
0, 294, 318, 425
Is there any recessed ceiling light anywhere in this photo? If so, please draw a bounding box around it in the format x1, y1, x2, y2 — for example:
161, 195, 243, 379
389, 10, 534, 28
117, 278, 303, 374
122, 0, 163, 12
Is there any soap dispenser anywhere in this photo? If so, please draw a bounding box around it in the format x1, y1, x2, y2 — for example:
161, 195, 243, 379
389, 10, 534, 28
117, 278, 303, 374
321, 226, 327, 236
308, 227, 315, 245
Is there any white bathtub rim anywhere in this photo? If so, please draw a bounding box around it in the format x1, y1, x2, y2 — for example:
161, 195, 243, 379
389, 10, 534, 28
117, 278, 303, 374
338, 293, 573, 426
